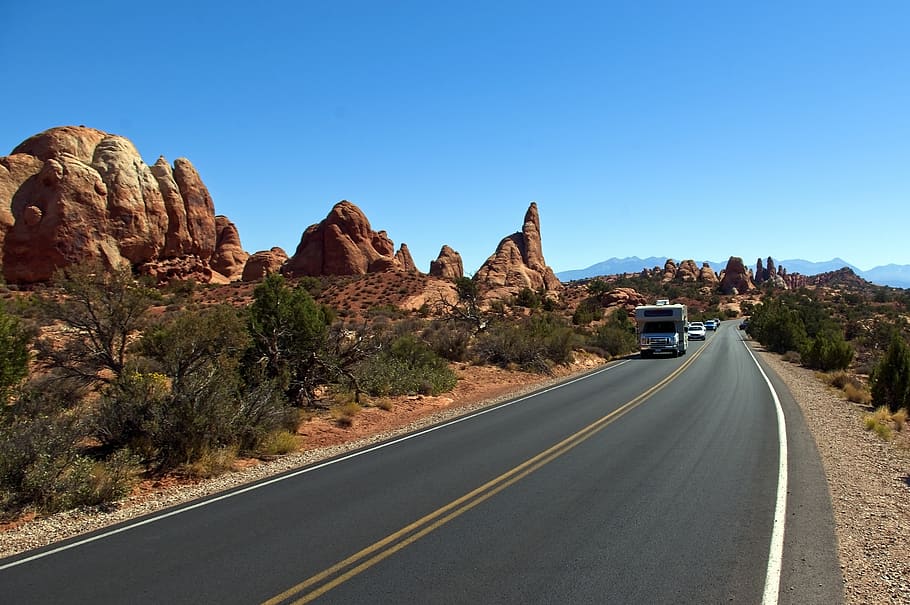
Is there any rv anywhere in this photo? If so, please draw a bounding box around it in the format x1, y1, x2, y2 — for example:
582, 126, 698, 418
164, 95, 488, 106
634, 302, 688, 357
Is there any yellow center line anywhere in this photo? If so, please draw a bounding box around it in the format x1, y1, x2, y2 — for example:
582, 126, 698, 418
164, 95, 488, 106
264, 341, 711, 605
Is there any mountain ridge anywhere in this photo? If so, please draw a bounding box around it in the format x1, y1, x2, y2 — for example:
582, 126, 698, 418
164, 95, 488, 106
556, 256, 910, 289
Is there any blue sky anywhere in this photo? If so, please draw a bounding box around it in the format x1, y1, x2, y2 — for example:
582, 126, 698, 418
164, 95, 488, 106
2, 1, 908, 275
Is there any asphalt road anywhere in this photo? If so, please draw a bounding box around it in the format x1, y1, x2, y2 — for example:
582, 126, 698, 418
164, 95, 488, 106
0, 322, 843, 604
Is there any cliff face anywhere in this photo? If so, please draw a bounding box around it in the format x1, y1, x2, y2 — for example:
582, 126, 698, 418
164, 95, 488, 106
0, 126, 245, 284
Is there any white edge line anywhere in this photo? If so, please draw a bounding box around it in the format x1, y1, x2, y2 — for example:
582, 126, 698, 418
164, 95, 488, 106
1, 359, 632, 571
741, 338, 788, 605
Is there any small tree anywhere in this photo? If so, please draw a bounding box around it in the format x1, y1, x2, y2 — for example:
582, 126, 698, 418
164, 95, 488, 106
34, 262, 158, 388
871, 333, 910, 413
244, 273, 331, 405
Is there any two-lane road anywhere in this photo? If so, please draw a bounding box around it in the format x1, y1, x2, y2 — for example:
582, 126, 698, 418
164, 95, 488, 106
0, 322, 842, 604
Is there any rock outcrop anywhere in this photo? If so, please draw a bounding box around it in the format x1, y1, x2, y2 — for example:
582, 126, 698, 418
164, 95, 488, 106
429, 245, 464, 280
676, 259, 699, 282
282, 200, 411, 277
698, 262, 719, 284
395, 243, 418, 273
473, 202, 561, 297
0, 126, 244, 284
211, 216, 249, 280
242, 247, 288, 282
719, 256, 755, 294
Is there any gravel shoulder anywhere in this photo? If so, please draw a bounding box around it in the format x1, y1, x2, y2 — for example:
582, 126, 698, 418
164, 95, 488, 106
2, 351, 909, 605
758, 349, 910, 604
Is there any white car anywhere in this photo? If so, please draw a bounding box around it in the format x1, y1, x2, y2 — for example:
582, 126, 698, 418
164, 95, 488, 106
687, 322, 706, 340
704, 319, 718, 331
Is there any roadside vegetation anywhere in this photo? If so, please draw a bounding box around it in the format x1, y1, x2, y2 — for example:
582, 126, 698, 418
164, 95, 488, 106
0, 264, 642, 519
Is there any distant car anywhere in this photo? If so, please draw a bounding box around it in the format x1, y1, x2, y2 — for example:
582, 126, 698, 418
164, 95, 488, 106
704, 319, 718, 331
687, 322, 707, 340
739, 319, 749, 331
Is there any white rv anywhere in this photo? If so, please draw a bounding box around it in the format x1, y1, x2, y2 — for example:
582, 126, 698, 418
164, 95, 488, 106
634, 302, 688, 357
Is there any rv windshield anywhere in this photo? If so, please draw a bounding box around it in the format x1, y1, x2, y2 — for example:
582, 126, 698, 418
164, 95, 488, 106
642, 321, 675, 333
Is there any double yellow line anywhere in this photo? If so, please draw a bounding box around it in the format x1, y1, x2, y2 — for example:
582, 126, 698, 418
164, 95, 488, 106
264, 344, 708, 605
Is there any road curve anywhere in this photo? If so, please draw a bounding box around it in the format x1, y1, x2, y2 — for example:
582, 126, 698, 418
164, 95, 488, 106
0, 322, 842, 604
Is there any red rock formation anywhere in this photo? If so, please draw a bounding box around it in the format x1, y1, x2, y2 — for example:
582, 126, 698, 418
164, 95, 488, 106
661, 259, 678, 282
698, 262, 719, 284
1, 126, 244, 284
211, 216, 249, 280
676, 259, 699, 282
473, 202, 561, 297
242, 247, 288, 282
429, 245, 464, 279
394, 243, 418, 273
719, 256, 755, 294
282, 200, 408, 277
601, 287, 648, 309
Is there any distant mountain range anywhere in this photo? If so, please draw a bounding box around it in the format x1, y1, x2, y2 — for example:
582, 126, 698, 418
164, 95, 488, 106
556, 257, 910, 289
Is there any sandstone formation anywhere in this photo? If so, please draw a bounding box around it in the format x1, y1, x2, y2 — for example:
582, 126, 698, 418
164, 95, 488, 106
282, 200, 412, 277
242, 247, 289, 282
719, 256, 755, 294
473, 202, 561, 298
698, 262, 719, 284
676, 259, 699, 282
0, 126, 244, 284
429, 245, 464, 279
395, 243, 418, 273
600, 287, 648, 309
661, 259, 678, 282
210, 216, 249, 280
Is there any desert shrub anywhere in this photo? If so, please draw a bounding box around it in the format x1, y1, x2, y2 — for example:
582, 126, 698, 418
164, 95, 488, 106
356, 335, 457, 396
870, 333, 910, 413
514, 288, 541, 309
802, 331, 854, 371
473, 314, 575, 373
748, 298, 807, 354
330, 401, 362, 426
0, 302, 30, 401
257, 430, 299, 456
782, 350, 802, 364
422, 320, 472, 362
589, 309, 637, 357
572, 299, 603, 325
863, 406, 894, 441
843, 382, 872, 405
0, 395, 135, 514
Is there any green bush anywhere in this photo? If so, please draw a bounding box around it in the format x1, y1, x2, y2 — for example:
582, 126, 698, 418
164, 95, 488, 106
0, 302, 30, 401
871, 333, 910, 413
572, 299, 603, 325
802, 331, 854, 371
473, 314, 575, 373
356, 335, 457, 396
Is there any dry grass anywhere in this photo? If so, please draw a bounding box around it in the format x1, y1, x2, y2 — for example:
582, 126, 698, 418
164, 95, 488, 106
843, 382, 872, 405
330, 401, 363, 426
861, 406, 909, 441
257, 430, 299, 456
182, 446, 239, 478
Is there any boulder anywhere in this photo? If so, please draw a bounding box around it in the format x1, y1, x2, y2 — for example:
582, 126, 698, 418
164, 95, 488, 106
242, 247, 288, 282
429, 245, 464, 279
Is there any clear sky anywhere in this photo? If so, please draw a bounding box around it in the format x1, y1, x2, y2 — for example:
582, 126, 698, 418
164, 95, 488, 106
2, 1, 908, 275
